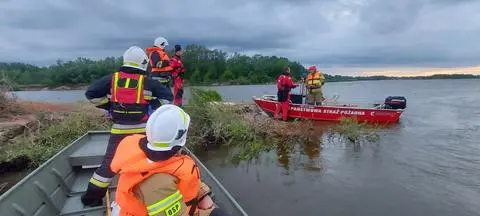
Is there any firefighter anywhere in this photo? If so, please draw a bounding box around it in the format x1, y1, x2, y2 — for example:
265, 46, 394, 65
146, 36, 173, 87
110, 105, 230, 216
170, 44, 186, 107
81, 46, 173, 207
305, 66, 325, 105
274, 66, 298, 121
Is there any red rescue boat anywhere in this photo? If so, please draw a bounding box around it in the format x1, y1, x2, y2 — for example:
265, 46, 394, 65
253, 94, 406, 124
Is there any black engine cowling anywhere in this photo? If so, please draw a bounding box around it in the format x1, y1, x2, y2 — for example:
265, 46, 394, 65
384, 96, 407, 109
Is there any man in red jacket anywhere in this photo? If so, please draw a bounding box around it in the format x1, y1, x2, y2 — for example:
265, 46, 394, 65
274, 67, 298, 121
170, 45, 186, 107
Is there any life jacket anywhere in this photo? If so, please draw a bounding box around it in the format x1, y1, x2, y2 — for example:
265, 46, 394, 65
306, 71, 324, 89
110, 71, 151, 133
111, 135, 201, 216
277, 74, 293, 91
146, 46, 173, 74
171, 55, 185, 81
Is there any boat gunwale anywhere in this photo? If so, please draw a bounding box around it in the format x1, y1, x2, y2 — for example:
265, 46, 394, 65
0, 131, 98, 200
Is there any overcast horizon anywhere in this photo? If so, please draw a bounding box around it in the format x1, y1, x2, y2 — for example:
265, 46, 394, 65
1, 0, 480, 76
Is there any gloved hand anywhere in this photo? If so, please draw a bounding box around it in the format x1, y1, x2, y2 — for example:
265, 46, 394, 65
197, 182, 212, 200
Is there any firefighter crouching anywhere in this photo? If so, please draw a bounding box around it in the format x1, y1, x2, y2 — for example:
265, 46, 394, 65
110, 105, 231, 216
305, 66, 325, 105
81, 46, 173, 207
146, 36, 173, 87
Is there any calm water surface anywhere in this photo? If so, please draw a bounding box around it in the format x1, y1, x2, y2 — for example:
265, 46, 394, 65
14, 80, 480, 216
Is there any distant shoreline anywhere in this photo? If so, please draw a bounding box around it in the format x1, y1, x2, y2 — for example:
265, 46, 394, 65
14, 76, 480, 91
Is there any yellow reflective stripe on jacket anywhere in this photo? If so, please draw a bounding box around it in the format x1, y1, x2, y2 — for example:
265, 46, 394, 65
113, 72, 119, 102
111, 128, 146, 134
137, 75, 144, 104
125, 78, 131, 88
147, 191, 183, 216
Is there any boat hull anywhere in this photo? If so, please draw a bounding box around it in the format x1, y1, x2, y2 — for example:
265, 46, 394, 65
0, 131, 247, 216
253, 98, 403, 124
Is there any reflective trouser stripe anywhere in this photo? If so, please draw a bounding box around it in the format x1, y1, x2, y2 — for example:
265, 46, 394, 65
112, 110, 143, 114
90, 97, 109, 106
89, 179, 110, 188
111, 123, 147, 134
92, 173, 112, 183
147, 191, 183, 216
111, 128, 146, 134
112, 123, 146, 129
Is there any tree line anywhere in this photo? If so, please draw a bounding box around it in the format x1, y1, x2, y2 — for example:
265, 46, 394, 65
0, 44, 479, 89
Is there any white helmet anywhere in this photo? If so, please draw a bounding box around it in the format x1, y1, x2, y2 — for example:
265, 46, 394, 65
122, 46, 149, 71
146, 104, 191, 151
154, 36, 169, 49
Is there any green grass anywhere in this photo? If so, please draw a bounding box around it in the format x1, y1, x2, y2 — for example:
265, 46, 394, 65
1, 104, 110, 168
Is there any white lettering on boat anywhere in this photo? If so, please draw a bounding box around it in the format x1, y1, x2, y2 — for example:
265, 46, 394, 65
290, 107, 365, 116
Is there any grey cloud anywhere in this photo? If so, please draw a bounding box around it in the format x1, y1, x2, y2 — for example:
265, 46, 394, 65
0, 0, 479, 70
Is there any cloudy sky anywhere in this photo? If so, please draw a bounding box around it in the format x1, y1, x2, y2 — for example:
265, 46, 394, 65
1, 0, 480, 76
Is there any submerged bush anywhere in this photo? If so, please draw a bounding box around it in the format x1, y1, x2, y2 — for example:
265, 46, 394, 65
330, 117, 380, 144
185, 88, 278, 161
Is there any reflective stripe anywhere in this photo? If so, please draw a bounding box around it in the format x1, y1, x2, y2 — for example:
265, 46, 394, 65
112, 110, 143, 114
137, 75, 144, 104
92, 173, 113, 183
179, 109, 186, 125
89, 178, 110, 188
144, 96, 153, 100
111, 128, 146, 134
112, 123, 147, 129
147, 191, 183, 215
152, 76, 170, 83
125, 78, 131, 88
90, 97, 109, 106
113, 72, 119, 102
152, 142, 170, 148
144, 90, 152, 96
111, 123, 147, 134
124, 61, 139, 67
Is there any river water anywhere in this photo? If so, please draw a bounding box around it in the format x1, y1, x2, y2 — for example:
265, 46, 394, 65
13, 79, 480, 216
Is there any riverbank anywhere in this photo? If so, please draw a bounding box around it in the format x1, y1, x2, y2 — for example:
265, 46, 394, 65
0, 87, 378, 195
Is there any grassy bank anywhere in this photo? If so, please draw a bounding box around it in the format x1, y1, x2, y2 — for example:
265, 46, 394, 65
0, 86, 110, 172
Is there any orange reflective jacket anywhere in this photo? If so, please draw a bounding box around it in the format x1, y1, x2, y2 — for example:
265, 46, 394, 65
111, 134, 201, 216
146, 47, 173, 73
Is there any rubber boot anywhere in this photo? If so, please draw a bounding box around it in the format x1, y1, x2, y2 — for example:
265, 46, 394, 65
81, 184, 106, 207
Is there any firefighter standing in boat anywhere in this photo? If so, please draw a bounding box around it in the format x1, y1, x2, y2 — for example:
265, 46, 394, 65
110, 105, 230, 216
274, 67, 298, 121
146, 36, 174, 87
305, 65, 325, 105
81, 46, 173, 206
170, 44, 186, 107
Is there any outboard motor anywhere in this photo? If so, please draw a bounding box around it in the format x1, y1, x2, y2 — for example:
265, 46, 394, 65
384, 96, 407, 109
